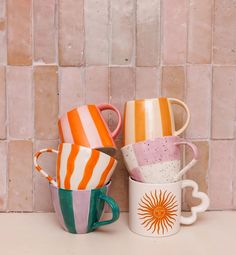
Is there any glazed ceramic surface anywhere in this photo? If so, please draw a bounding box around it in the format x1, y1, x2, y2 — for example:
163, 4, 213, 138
50, 182, 120, 234
34, 143, 117, 190
121, 136, 198, 183
58, 104, 122, 155
123, 97, 190, 145
129, 177, 209, 237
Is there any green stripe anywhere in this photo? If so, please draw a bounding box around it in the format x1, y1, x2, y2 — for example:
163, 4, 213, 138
87, 186, 107, 232
59, 189, 77, 234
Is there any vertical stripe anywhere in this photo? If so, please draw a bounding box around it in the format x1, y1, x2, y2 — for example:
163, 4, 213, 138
59, 189, 76, 233
159, 98, 172, 136
77, 106, 104, 148
87, 186, 107, 232
88, 105, 114, 147
124, 101, 135, 145
167, 99, 176, 134
64, 144, 80, 189
58, 121, 65, 142
78, 150, 100, 189
144, 100, 155, 139
56, 144, 63, 188
72, 190, 91, 234
58, 144, 71, 189
152, 99, 163, 137
50, 186, 68, 232
135, 100, 146, 142
67, 109, 90, 147
96, 157, 116, 188
59, 115, 74, 144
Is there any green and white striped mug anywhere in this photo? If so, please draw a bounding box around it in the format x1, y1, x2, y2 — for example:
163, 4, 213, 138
50, 182, 120, 234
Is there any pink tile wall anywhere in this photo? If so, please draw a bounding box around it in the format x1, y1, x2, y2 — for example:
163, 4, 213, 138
0, 1, 235, 212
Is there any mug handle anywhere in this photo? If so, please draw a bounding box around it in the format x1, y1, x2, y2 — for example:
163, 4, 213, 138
92, 193, 120, 230
174, 141, 199, 181
169, 98, 191, 136
97, 104, 122, 139
180, 180, 210, 225
33, 148, 58, 187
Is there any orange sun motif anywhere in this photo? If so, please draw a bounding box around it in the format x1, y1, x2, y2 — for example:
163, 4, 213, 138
138, 190, 178, 235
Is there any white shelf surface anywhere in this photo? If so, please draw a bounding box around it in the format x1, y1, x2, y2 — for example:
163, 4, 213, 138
0, 212, 235, 255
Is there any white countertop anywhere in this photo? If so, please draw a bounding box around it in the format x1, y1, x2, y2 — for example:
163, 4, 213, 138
0, 212, 235, 255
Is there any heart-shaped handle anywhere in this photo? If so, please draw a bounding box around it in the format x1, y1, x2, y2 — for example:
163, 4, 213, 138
180, 180, 210, 225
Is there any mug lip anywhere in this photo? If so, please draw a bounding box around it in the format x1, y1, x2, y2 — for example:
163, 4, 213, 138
125, 97, 169, 104
121, 136, 182, 151
129, 177, 182, 187
58, 143, 117, 161
50, 180, 112, 192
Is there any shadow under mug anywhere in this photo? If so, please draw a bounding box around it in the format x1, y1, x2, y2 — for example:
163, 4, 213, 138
129, 177, 209, 237
50, 182, 120, 234
123, 97, 190, 146
121, 136, 199, 183
58, 104, 122, 156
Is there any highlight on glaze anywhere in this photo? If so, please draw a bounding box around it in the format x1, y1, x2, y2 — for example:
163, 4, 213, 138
138, 190, 178, 235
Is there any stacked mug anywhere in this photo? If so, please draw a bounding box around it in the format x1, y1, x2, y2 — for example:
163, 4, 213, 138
34, 104, 122, 234
121, 97, 210, 237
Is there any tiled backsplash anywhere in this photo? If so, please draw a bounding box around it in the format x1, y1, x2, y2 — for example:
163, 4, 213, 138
0, 0, 235, 212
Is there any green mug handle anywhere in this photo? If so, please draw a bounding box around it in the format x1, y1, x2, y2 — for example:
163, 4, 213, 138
92, 193, 120, 230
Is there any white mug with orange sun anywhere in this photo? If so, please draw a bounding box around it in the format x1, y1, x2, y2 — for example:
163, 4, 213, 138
129, 177, 209, 237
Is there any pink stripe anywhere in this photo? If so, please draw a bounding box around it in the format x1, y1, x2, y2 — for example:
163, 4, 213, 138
72, 190, 91, 234
50, 185, 68, 232
132, 136, 180, 166
59, 114, 74, 144
130, 168, 144, 182
77, 106, 103, 148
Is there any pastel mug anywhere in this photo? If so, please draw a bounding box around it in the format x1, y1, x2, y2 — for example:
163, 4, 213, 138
129, 177, 209, 237
124, 97, 190, 145
50, 182, 120, 234
121, 136, 198, 183
34, 143, 117, 190
58, 104, 122, 156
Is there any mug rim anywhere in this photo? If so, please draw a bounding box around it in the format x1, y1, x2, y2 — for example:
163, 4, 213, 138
121, 136, 182, 151
50, 180, 112, 192
129, 177, 182, 187
58, 143, 117, 161
125, 97, 170, 104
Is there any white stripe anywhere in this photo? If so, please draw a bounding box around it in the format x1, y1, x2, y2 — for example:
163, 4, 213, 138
70, 147, 92, 190
155, 99, 163, 137
59, 144, 72, 189
167, 99, 175, 134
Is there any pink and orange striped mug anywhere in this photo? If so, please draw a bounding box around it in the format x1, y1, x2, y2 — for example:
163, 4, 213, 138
124, 97, 190, 145
34, 143, 117, 190
58, 104, 122, 156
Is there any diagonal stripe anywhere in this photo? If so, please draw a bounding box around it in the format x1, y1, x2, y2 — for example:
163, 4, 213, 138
56, 144, 63, 188
135, 100, 146, 142
159, 98, 172, 136
88, 105, 114, 148
78, 150, 100, 189
96, 157, 116, 188
67, 109, 90, 147
59, 115, 74, 144
58, 120, 65, 142
64, 144, 80, 190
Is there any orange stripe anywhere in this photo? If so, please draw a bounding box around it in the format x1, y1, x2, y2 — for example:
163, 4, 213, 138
88, 105, 114, 147
56, 144, 63, 188
64, 144, 79, 189
46, 148, 53, 152
36, 165, 41, 171
58, 120, 65, 142
47, 176, 53, 182
78, 150, 100, 189
159, 98, 172, 136
67, 110, 90, 147
135, 100, 146, 142
96, 157, 115, 188
35, 152, 41, 158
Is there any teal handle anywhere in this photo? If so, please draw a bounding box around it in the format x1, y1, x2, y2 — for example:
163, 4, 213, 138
92, 193, 120, 230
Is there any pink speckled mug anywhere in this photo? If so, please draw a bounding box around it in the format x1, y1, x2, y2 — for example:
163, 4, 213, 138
121, 136, 199, 183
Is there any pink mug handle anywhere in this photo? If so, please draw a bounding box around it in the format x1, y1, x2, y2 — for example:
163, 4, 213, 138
174, 141, 199, 181
97, 104, 122, 139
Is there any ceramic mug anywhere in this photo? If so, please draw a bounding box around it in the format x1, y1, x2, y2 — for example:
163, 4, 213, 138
34, 143, 117, 190
58, 104, 122, 156
50, 182, 120, 234
121, 136, 198, 183
129, 177, 209, 237
124, 97, 190, 145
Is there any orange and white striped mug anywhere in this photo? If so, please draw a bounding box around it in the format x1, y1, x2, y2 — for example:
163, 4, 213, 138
34, 143, 118, 190
124, 97, 190, 145
58, 104, 122, 155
